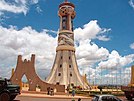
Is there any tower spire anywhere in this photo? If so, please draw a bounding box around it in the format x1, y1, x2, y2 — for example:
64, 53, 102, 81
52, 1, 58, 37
65, 0, 68, 2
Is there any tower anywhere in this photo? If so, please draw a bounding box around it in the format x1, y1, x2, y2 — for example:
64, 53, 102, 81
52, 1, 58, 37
46, 0, 89, 89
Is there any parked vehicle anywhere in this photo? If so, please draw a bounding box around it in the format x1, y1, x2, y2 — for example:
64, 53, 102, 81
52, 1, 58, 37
121, 86, 134, 100
0, 78, 20, 101
92, 94, 122, 101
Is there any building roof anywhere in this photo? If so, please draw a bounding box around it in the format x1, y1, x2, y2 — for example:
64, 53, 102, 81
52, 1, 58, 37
59, 1, 75, 8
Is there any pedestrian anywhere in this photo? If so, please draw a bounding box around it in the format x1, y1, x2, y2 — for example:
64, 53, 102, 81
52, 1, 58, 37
78, 98, 81, 101
72, 89, 75, 97
66, 85, 69, 96
50, 88, 54, 96
47, 87, 50, 95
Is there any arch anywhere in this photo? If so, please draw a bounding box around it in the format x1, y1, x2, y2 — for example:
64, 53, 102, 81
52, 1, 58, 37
21, 74, 29, 91
11, 54, 65, 92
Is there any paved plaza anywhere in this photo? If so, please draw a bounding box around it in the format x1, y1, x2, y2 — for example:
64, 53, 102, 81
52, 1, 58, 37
13, 92, 128, 101
14, 93, 90, 101
15, 96, 90, 101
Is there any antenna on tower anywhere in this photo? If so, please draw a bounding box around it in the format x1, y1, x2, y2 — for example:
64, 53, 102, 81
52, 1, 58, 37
65, 0, 68, 2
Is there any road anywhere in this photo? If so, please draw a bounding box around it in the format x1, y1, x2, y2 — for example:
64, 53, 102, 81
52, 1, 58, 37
15, 96, 90, 101
14, 96, 128, 101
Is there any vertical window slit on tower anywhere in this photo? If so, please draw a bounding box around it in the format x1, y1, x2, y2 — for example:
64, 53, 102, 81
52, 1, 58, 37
58, 73, 61, 76
70, 73, 72, 77
71, 19, 73, 31
60, 64, 62, 68
56, 82, 59, 85
69, 65, 71, 68
62, 16, 67, 30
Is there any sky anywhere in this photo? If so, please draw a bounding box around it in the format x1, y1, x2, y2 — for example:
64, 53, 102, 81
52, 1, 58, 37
0, 0, 134, 85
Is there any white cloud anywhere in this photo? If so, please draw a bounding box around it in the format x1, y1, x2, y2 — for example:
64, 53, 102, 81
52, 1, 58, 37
97, 35, 110, 41
0, 66, 13, 78
31, 0, 39, 4
88, 66, 132, 85
74, 20, 111, 41
36, 5, 43, 13
15, 0, 38, 5
130, 43, 134, 49
129, 0, 134, 9
0, 0, 28, 15
0, 20, 133, 85
76, 39, 109, 67
14, 0, 27, 5
74, 20, 111, 72
0, 26, 57, 51
97, 50, 134, 69
74, 21, 133, 85
43, 29, 57, 34
0, 0, 39, 15
108, 67, 131, 85
123, 67, 131, 74
0, 25, 57, 79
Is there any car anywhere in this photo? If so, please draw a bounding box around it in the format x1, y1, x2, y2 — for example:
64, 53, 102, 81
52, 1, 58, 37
92, 94, 122, 101
0, 78, 20, 101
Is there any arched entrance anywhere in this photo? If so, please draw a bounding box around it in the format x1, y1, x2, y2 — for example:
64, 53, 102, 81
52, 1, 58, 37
21, 74, 29, 91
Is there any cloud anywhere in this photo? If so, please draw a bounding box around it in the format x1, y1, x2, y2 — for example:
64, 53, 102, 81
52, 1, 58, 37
43, 29, 57, 34
76, 40, 134, 85
0, 0, 39, 15
74, 19, 133, 84
36, 5, 43, 14
130, 43, 134, 49
0, 0, 28, 15
0, 11, 3, 16
0, 25, 57, 79
0, 66, 13, 78
87, 66, 131, 85
101, 67, 131, 85
14, 0, 39, 5
129, 0, 134, 9
97, 50, 134, 70
96, 35, 110, 41
74, 20, 111, 41
76, 39, 109, 67
31, 0, 39, 4
0, 20, 133, 85
0, 26, 57, 51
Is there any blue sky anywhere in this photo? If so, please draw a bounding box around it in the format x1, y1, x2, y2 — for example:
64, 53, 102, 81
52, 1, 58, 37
0, 0, 134, 85
2, 0, 134, 54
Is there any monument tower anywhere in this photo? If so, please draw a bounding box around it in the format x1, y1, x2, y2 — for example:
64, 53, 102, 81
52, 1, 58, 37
46, 0, 88, 88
